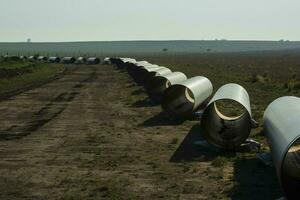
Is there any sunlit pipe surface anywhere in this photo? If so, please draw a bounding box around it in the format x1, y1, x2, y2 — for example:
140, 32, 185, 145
87, 57, 100, 65
48, 56, 61, 63
127, 61, 150, 77
62, 57, 76, 64
138, 66, 168, 86
117, 58, 135, 68
146, 72, 186, 102
28, 56, 37, 61
201, 83, 252, 150
133, 64, 160, 85
144, 67, 172, 88
162, 76, 213, 117
103, 57, 111, 64
76, 57, 87, 64
37, 56, 48, 61
263, 96, 300, 199
19, 56, 27, 60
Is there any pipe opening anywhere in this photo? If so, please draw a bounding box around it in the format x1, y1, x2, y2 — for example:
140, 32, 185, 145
214, 99, 246, 120
202, 99, 251, 149
281, 137, 300, 198
162, 85, 195, 116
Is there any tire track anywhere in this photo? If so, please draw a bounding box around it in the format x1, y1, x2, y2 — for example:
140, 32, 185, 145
0, 66, 97, 141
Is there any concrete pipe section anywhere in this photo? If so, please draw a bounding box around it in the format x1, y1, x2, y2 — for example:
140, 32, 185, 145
122, 58, 137, 70
87, 57, 100, 65
201, 83, 252, 150
127, 61, 150, 78
37, 56, 48, 62
146, 72, 187, 102
62, 57, 76, 64
103, 57, 111, 65
133, 64, 160, 85
162, 76, 213, 117
76, 57, 87, 64
28, 56, 37, 62
48, 56, 61, 63
144, 67, 172, 86
138, 66, 168, 86
263, 96, 300, 199
116, 58, 136, 69
19, 56, 27, 61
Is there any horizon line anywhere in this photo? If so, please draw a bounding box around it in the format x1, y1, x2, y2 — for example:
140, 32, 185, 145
0, 39, 298, 43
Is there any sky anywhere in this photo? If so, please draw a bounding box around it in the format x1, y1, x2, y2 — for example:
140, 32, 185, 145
0, 0, 299, 42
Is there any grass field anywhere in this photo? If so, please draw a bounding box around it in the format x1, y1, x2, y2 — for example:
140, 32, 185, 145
0, 50, 299, 199
0, 59, 66, 99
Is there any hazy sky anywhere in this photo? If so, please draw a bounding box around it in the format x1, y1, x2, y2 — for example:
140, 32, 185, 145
1, 0, 299, 42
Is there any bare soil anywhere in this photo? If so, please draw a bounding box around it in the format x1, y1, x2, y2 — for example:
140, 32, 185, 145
0, 64, 281, 200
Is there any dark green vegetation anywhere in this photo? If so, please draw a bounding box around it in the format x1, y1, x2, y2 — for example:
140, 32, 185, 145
0, 58, 65, 99
0, 50, 299, 199
1, 40, 300, 56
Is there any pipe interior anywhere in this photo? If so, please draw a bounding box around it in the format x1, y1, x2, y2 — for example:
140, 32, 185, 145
201, 99, 251, 149
162, 85, 195, 116
214, 99, 246, 120
281, 137, 300, 199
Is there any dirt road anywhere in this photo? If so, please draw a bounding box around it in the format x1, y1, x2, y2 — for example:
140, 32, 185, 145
0, 65, 280, 199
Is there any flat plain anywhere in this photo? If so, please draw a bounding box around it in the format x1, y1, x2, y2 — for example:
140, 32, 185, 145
1, 51, 300, 199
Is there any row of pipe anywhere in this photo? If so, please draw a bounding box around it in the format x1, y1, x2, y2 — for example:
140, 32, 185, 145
109, 57, 299, 199
2, 55, 101, 65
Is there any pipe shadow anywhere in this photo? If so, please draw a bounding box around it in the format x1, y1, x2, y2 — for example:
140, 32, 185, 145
169, 124, 219, 162
131, 88, 145, 96
141, 112, 188, 127
231, 157, 282, 200
131, 97, 159, 108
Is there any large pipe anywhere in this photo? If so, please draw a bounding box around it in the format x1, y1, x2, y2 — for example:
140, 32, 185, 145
87, 57, 100, 65
138, 66, 168, 86
76, 57, 86, 64
201, 83, 252, 150
19, 56, 27, 61
28, 56, 37, 62
127, 61, 150, 77
103, 57, 111, 65
146, 72, 187, 102
133, 64, 160, 85
116, 58, 136, 69
62, 57, 76, 64
162, 76, 213, 117
37, 56, 48, 62
48, 56, 61, 63
144, 67, 172, 89
263, 96, 300, 199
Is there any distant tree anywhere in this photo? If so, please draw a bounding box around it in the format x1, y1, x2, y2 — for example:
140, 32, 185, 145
162, 48, 168, 52
206, 48, 212, 52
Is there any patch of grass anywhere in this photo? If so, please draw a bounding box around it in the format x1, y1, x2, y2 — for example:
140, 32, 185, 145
0, 61, 65, 96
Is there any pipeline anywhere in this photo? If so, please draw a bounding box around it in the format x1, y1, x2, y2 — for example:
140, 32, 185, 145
87, 57, 100, 65
201, 83, 252, 150
62, 57, 76, 64
146, 72, 187, 102
263, 96, 300, 199
37, 56, 48, 62
48, 56, 61, 63
76, 57, 86, 64
162, 76, 213, 117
